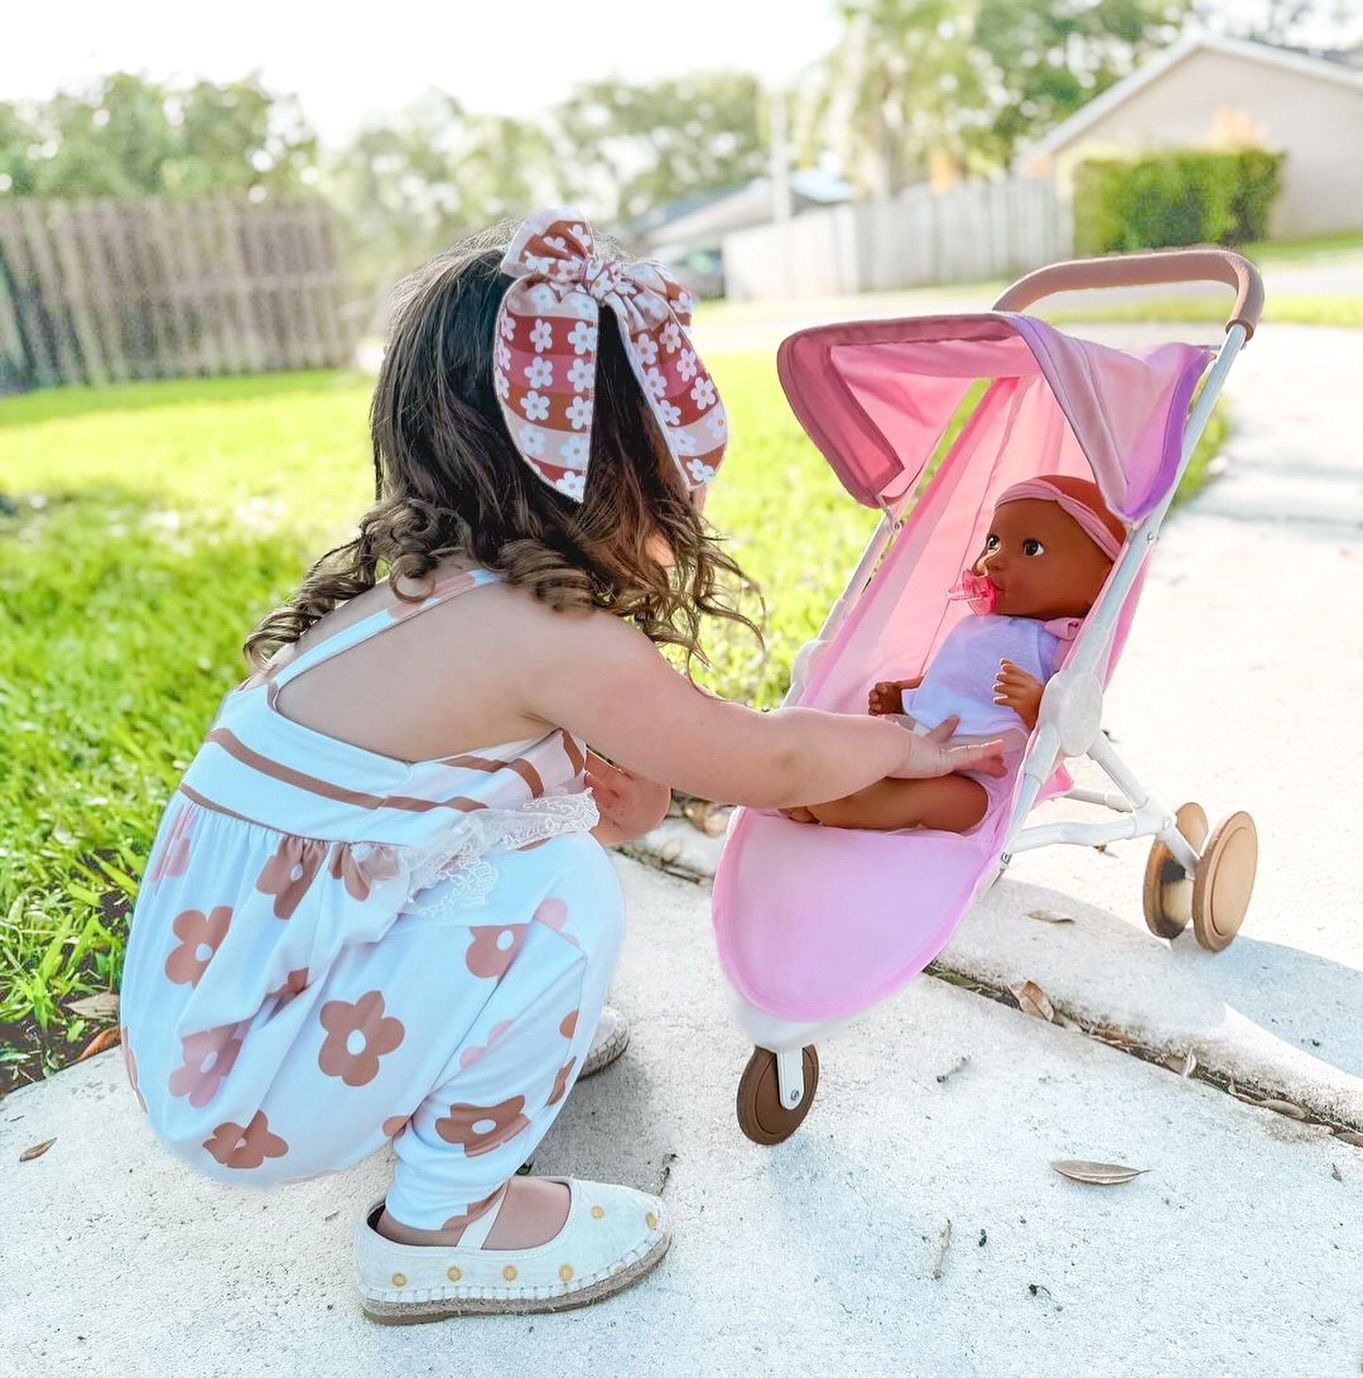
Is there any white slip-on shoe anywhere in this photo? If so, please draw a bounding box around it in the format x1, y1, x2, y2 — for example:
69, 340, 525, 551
579, 1004, 630, 1080
354, 1178, 669, 1323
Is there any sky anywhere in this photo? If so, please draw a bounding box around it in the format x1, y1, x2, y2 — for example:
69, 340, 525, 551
1, 0, 846, 144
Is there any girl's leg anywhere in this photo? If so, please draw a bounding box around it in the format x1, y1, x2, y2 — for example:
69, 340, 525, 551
380, 883, 622, 1249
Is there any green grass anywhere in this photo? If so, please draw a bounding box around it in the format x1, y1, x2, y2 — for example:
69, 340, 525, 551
0, 361, 1226, 1089
1042, 294, 1363, 329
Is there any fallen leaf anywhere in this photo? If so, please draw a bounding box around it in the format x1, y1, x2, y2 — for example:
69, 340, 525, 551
74, 1027, 121, 1062
1163, 1050, 1197, 1078
1009, 980, 1055, 1023
19, 1138, 56, 1163
1331, 1163, 1343, 1183
1050, 1159, 1149, 1186
931, 1219, 952, 1280
1256, 1097, 1309, 1120
68, 992, 119, 1020
658, 840, 682, 864
682, 800, 728, 837
1027, 908, 1075, 924
1332, 1129, 1363, 1148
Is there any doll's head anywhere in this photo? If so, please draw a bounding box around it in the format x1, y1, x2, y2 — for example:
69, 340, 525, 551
967, 476, 1126, 620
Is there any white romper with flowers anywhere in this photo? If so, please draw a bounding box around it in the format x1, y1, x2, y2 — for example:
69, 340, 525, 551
119, 568, 624, 1229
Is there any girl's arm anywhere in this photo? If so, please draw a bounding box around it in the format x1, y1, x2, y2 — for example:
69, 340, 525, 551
522, 610, 1002, 811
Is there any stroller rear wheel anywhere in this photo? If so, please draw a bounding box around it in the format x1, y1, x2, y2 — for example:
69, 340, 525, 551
1142, 802, 1208, 939
736, 1045, 820, 1145
1191, 811, 1258, 952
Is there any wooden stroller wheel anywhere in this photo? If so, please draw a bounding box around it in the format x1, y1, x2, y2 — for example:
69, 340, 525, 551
1142, 802, 1208, 939
735, 1046, 820, 1146
1191, 811, 1258, 952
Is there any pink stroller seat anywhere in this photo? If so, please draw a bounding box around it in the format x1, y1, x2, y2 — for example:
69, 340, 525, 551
713, 313, 1211, 1028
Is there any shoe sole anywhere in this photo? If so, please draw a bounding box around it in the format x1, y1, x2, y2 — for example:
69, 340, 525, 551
579, 1022, 630, 1080
359, 1230, 670, 1324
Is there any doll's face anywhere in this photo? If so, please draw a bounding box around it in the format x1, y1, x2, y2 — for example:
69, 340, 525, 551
971, 498, 1113, 620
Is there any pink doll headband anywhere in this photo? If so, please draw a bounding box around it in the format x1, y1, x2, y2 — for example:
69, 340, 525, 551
492, 207, 727, 502
994, 477, 1127, 561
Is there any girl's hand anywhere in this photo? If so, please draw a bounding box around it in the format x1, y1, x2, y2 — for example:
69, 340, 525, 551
584, 751, 672, 848
887, 715, 1007, 780
993, 659, 1045, 732
867, 677, 922, 716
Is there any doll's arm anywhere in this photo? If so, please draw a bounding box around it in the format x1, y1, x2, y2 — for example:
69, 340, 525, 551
993, 659, 1046, 732
868, 677, 924, 716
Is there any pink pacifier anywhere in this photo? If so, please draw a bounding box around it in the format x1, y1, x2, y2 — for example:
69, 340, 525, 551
947, 568, 997, 614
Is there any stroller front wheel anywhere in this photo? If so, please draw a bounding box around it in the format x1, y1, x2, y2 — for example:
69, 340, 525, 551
1142, 801, 1208, 939
736, 1045, 820, 1145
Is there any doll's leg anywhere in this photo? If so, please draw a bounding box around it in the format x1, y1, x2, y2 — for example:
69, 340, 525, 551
804, 775, 989, 833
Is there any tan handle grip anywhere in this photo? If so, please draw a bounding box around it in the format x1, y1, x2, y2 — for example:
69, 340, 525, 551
993, 248, 1264, 340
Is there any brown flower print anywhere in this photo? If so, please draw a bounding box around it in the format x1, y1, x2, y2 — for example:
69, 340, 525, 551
328, 842, 401, 903
547, 1057, 578, 1107
121, 1032, 148, 1114
435, 1096, 530, 1157
203, 1110, 289, 1170
148, 805, 196, 886
168, 1025, 244, 1107
382, 1111, 417, 1139
163, 905, 233, 987
317, 991, 405, 1087
559, 1009, 579, 1040
269, 967, 311, 1009
255, 835, 328, 920
464, 924, 529, 980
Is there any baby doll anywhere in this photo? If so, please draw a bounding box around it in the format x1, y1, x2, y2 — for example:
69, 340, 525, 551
784, 475, 1126, 834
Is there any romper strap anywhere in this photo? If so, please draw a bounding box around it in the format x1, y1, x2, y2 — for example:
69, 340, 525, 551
268, 567, 499, 690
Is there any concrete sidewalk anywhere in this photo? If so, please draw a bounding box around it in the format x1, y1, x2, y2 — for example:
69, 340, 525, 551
5, 857, 1360, 1378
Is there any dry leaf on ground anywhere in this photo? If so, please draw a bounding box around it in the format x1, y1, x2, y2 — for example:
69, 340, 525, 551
1051, 1159, 1149, 1186
1163, 1050, 1197, 1078
658, 840, 683, 863
931, 1219, 952, 1280
19, 1139, 56, 1163
68, 992, 119, 1020
681, 800, 728, 837
1256, 1097, 1309, 1120
1027, 908, 1075, 924
1009, 980, 1055, 1023
1333, 1129, 1363, 1148
74, 1027, 122, 1062
1331, 1163, 1343, 1182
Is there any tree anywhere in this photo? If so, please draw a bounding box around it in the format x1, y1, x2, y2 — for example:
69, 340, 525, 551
0, 73, 318, 202
809, 0, 1194, 193
553, 72, 768, 223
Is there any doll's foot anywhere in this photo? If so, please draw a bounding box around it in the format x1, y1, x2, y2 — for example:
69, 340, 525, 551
779, 806, 818, 824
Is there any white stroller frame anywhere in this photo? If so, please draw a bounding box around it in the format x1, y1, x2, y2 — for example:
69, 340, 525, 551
763, 250, 1262, 1120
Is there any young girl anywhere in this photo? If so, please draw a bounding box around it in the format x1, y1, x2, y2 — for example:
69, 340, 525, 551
118, 209, 1004, 1324
783, 475, 1125, 833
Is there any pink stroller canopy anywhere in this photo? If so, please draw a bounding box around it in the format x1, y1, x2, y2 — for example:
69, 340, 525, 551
778, 313, 1210, 523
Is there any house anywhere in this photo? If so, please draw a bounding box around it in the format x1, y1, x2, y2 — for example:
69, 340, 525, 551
1018, 33, 1363, 238
642, 168, 851, 296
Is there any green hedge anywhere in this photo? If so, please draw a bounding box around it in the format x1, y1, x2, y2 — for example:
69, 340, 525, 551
1074, 148, 1284, 256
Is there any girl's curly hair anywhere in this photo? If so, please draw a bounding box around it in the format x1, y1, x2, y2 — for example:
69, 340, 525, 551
244, 225, 761, 671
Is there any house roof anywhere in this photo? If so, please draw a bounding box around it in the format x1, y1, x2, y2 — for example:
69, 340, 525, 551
1019, 32, 1363, 167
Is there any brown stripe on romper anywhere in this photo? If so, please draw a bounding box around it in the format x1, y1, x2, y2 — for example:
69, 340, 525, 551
204, 729, 487, 814
438, 752, 545, 799
559, 731, 586, 777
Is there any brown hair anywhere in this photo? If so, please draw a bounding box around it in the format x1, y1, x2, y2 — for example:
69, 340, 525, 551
244, 225, 761, 671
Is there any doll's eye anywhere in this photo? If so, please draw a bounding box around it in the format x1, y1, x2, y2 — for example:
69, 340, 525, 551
1022, 539, 1045, 557
984, 534, 1000, 550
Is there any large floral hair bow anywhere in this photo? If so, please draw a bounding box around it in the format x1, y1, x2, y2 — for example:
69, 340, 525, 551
492, 208, 727, 502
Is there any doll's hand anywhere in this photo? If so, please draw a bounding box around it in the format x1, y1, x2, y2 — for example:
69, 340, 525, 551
868, 677, 922, 716
994, 660, 1045, 732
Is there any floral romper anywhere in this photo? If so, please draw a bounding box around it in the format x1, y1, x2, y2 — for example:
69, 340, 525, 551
119, 569, 622, 1229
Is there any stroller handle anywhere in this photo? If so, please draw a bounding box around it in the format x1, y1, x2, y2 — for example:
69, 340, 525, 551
994, 248, 1264, 340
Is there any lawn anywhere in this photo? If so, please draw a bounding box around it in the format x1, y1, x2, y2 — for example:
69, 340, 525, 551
0, 358, 1226, 1090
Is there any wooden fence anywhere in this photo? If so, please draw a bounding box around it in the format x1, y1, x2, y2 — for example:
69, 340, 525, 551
721, 176, 1071, 301
0, 199, 354, 391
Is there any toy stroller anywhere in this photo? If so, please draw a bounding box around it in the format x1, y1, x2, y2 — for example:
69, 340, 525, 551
711, 249, 1263, 1145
